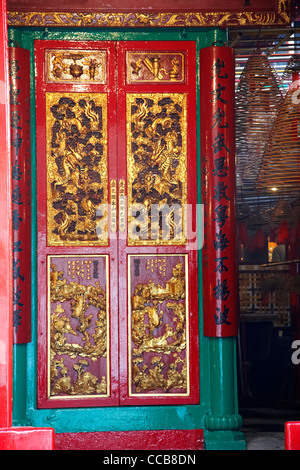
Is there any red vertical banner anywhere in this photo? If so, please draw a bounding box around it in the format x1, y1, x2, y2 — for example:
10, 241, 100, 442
200, 46, 238, 337
9, 47, 31, 343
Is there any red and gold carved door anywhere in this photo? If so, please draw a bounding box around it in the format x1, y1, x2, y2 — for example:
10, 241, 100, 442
35, 40, 199, 409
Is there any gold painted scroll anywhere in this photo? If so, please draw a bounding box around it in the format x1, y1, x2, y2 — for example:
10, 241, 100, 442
48, 255, 110, 399
126, 93, 188, 245
46, 92, 108, 246
128, 254, 189, 396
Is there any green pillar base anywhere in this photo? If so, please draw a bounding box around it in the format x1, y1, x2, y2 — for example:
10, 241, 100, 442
204, 413, 243, 431
204, 430, 246, 450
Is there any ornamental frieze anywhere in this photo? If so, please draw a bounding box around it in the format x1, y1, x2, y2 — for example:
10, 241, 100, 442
7, 1, 292, 28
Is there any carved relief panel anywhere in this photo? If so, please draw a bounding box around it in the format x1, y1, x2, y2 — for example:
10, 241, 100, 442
48, 255, 109, 400
128, 255, 189, 397
126, 93, 188, 246
126, 51, 185, 83
36, 40, 199, 408
46, 92, 108, 246
46, 49, 107, 84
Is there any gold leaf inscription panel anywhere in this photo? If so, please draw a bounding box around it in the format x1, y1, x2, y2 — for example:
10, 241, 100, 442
46, 49, 107, 84
129, 254, 189, 396
127, 93, 188, 245
46, 93, 108, 246
48, 255, 109, 399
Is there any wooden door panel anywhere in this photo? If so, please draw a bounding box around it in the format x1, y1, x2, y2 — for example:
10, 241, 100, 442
117, 41, 199, 405
35, 40, 119, 408
35, 39, 199, 409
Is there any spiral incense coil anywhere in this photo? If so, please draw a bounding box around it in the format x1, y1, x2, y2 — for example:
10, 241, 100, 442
281, 54, 300, 84
235, 52, 283, 189
256, 86, 300, 193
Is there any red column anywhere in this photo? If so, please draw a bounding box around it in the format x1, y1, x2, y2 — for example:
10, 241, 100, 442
200, 46, 238, 337
9, 46, 31, 344
0, 0, 13, 429
0, 0, 54, 449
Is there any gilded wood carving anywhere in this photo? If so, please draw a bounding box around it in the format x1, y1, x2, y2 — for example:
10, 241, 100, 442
46, 92, 108, 246
48, 256, 109, 398
46, 49, 107, 84
127, 52, 185, 83
7, 1, 292, 28
127, 93, 187, 245
129, 255, 189, 395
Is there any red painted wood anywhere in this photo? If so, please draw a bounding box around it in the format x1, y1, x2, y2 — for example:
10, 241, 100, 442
0, 3, 54, 450
0, 0, 13, 429
35, 40, 199, 409
35, 40, 119, 408
285, 422, 300, 450
9, 46, 32, 344
0, 427, 55, 450
55, 429, 204, 450
117, 41, 199, 405
6, 0, 276, 13
200, 46, 238, 337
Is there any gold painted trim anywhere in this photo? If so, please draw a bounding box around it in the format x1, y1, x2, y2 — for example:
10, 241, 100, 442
127, 253, 190, 397
7, 2, 292, 28
110, 179, 117, 234
119, 179, 126, 233
47, 254, 110, 400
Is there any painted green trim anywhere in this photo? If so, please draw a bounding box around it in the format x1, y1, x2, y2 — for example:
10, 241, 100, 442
9, 26, 245, 449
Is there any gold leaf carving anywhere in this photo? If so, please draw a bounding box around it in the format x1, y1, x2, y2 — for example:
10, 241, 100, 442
46, 92, 108, 246
127, 93, 187, 245
49, 257, 109, 397
8, 3, 292, 28
129, 255, 189, 395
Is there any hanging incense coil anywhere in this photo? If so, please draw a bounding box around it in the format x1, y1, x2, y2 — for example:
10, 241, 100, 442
271, 199, 293, 224
256, 85, 300, 193
281, 54, 300, 84
235, 52, 283, 189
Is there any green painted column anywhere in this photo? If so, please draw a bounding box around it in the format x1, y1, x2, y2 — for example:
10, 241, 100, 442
201, 28, 245, 450
204, 338, 244, 449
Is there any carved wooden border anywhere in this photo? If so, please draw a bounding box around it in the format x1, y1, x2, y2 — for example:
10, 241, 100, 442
7, 0, 292, 28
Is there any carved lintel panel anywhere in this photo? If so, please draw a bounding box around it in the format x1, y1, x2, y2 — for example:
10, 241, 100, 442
46, 49, 107, 84
127, 52, 185, 83
48, 255, 110, 399
46, 92, 108, 246
7, 3, 293, 28
127, 93, 187, 245
128, 254, 189, 396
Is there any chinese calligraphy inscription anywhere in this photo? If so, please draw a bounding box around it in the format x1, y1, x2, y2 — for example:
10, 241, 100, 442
10, 47, 31, 343
200, 46, 238, 337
